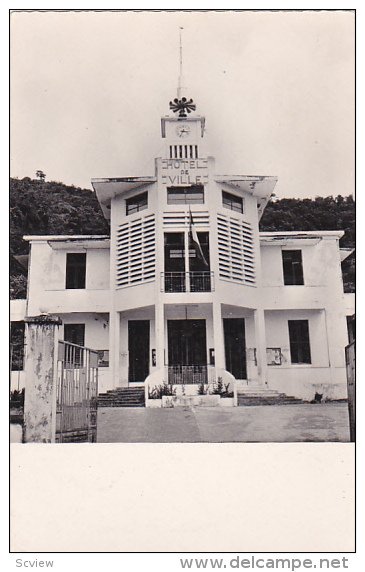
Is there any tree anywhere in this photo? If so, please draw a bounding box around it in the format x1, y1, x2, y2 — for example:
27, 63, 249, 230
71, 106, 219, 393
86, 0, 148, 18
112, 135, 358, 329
35, 170, 46, 182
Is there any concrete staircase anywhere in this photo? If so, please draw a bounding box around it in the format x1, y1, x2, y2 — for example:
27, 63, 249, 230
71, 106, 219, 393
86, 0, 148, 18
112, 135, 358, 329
98, 387, 145, 408
237, 385, 304, 406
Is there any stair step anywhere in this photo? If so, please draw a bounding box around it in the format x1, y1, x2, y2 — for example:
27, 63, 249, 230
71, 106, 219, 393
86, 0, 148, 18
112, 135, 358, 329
103, 391, 144, 396
98, 396, 144, 400
114, 387, 144, 392
238, 396, 304, 406
98, 386, 146, 408
98, 399, 144, 403
238, 391, 282, 397
98, 402, 145, 408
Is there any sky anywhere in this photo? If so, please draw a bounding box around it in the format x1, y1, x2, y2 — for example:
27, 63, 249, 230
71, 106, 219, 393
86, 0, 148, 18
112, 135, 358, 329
10, 10, 355, 199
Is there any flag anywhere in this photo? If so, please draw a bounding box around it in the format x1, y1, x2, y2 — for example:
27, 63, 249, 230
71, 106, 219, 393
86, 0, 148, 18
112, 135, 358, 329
189, 208, 209, 267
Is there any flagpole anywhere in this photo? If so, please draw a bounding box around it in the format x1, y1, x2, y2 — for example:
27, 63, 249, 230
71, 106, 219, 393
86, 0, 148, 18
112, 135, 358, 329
189, 207, 209, 267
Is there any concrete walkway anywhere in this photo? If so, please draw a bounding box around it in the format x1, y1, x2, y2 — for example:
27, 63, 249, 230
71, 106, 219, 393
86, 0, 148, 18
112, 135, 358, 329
97, 403, 350, 443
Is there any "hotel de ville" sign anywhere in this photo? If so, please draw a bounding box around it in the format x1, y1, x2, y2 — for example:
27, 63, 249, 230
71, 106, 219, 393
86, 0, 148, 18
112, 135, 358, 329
160, 158, 209, 186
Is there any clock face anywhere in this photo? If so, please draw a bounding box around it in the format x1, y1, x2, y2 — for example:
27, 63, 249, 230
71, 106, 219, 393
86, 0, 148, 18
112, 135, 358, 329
176, 124, 191, 138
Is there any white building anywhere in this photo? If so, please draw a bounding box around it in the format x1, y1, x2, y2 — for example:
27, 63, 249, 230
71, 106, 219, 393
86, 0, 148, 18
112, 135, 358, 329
11, 94, 354, 401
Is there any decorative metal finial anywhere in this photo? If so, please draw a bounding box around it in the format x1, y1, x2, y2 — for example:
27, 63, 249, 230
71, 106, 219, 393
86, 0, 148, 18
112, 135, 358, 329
169, 97, 196, 118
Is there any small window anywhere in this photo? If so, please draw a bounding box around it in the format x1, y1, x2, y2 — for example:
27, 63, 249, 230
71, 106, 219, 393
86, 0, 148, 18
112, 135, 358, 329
282, 250, 304, 285
126, 192, 148, 215
66, 253, 86, 289
167, 185, 204, 205
64, 323, 85, 365
64, 323, 85, 346
222, 191, 243, 213
288, 320, 311, 364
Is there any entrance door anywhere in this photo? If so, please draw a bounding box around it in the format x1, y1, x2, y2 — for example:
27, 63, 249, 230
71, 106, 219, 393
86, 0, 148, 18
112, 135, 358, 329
128, 320, 150, 383
223, 318, 247, 379
167, 320, 207, 383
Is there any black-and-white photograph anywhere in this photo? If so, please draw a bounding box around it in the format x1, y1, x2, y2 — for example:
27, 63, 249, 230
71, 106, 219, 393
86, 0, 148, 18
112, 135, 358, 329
10, 9, 355, 445
9, 8, 356, 555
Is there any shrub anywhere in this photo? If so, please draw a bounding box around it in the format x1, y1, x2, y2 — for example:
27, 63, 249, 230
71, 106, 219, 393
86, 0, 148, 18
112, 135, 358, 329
212, 378, 233, 398
149, 383, 176, 399
212, 377, 224, 395
197, 382, 208, 395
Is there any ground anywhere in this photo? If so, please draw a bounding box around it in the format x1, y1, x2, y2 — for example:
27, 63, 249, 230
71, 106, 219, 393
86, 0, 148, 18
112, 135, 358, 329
97, 403, 350, 443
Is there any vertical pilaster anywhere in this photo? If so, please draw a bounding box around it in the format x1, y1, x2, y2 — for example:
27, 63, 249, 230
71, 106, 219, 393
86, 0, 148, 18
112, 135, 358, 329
155, 302, 165, 370
109, 310, 120, 389
254, 308, 268, 386
212, 301, 225, 369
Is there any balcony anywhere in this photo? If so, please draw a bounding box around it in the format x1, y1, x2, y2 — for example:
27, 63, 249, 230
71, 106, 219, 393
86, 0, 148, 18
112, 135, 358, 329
161, 271, 214, 293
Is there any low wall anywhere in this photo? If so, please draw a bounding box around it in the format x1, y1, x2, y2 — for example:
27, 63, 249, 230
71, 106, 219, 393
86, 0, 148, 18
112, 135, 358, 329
267, 367, 348, 400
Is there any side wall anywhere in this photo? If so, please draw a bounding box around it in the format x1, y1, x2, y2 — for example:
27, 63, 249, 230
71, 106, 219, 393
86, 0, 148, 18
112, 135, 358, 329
27, 242, 110, 315
265, 310, 347, 400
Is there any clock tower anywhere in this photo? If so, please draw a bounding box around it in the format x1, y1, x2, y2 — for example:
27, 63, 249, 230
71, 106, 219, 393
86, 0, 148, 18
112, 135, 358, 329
161, 98, 206, 160
160, 29, 206, 160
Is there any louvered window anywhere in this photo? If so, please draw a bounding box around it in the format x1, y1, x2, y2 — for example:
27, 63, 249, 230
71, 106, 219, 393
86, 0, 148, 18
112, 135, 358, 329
116, 214, 155, 288
163, 211, 209, 229
217, 214, 255, 285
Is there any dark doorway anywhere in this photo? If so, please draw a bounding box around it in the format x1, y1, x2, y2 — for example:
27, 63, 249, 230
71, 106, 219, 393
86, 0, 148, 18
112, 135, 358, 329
223, 318, 247, 379
167, 320, 207, 384
189, 232, 211, 292
128, 320, 150, 383
164, 232, 185, 292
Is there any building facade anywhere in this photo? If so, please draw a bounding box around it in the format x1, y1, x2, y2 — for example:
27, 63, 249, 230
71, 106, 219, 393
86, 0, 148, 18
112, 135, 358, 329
11, 96, 354, 401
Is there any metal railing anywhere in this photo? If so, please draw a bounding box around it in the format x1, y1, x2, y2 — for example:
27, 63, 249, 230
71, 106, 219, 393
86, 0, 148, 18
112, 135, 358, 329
167, 365, 208, 385
161, 271, 214, 292
56, 341, 98, 443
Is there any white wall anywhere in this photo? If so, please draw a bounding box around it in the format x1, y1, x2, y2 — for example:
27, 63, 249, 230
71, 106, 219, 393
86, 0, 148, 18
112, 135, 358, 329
27, 242, 110, 315
265, 309, 347, 399
86, 250, 110, 290
261, 238, 344, 289
59, 312, 109, 349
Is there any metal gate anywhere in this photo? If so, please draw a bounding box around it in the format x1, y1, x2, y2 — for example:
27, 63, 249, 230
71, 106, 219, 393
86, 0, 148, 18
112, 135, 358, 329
56, 341, 98, 443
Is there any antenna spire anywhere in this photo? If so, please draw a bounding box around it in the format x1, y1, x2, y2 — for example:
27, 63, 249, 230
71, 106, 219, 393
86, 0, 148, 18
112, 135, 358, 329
177, 26, 185, 99
169, 27, 196, 118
